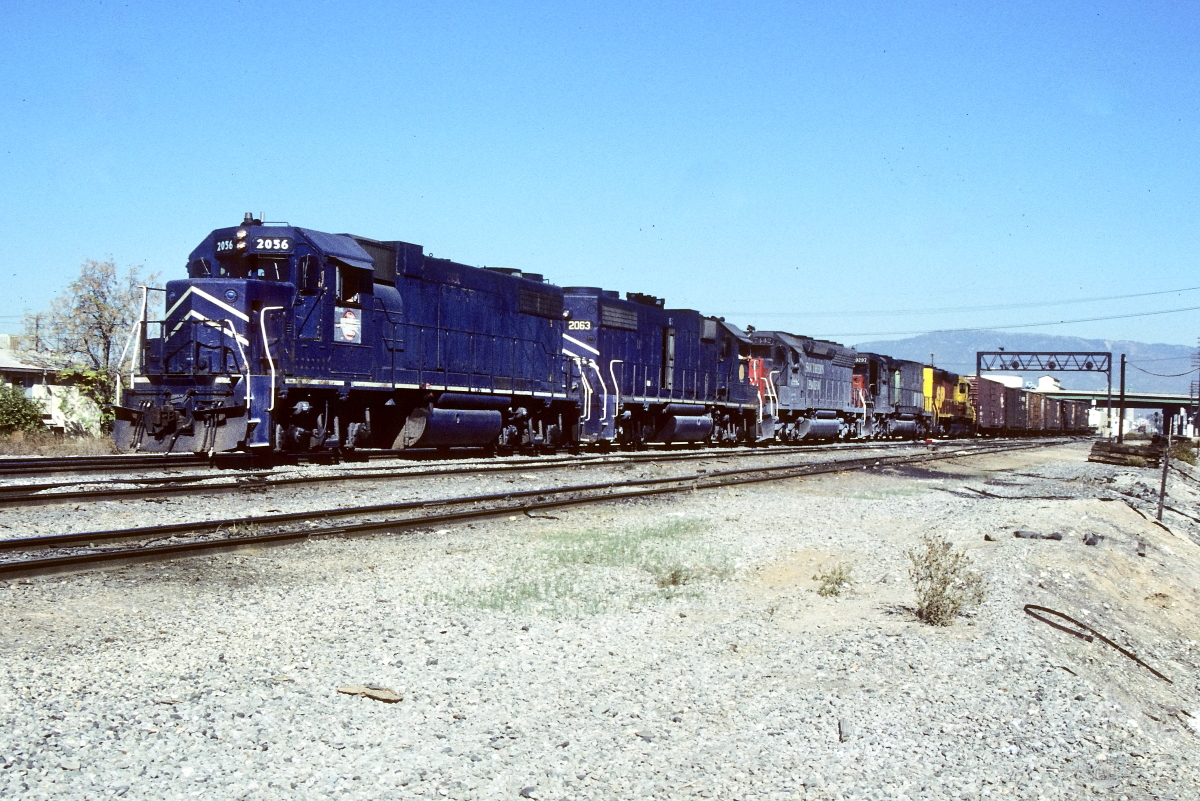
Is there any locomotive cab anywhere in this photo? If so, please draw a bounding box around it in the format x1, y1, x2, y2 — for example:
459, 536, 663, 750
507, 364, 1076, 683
113, 219, 375, 453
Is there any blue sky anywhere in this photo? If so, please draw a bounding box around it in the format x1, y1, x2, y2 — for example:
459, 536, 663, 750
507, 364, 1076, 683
2, 1, 1197, 346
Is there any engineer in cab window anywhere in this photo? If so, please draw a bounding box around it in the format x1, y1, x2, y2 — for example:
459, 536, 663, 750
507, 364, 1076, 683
337, 265, 362, 306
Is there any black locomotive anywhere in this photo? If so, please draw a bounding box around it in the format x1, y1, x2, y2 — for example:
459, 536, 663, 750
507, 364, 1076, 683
111, 215, 1089, 454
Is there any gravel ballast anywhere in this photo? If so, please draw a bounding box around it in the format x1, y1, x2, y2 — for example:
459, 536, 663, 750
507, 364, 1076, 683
1, 441, 1198, 799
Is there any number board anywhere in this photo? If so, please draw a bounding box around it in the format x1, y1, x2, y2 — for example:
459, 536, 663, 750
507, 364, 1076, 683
252, 236, 292, 252
567, 320, 592, 331
214, 236, 293, 256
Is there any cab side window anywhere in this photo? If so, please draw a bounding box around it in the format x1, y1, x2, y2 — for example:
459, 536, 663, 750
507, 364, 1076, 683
297, 255, 322, 295
336, 265, 372, 306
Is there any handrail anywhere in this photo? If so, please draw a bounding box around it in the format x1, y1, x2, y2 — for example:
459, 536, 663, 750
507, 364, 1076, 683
115, 285, 150, 404
260, 306, 283, 412
608, 359, 624, 418
590, 359, 609, 423
767, 370, 781, 418
575, 357, 593, 422
218, 319, 252, 410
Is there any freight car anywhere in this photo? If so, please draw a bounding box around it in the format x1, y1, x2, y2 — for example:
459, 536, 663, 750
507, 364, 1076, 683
112, 216, 1093, 454
967, 376, 1091, 436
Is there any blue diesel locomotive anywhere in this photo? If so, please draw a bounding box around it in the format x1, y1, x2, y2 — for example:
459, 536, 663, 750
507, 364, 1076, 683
114, 216, 575, 454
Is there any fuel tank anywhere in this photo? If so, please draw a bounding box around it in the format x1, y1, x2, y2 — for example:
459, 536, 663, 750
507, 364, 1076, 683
393, 407, 504, 449
654, 411, 714, 442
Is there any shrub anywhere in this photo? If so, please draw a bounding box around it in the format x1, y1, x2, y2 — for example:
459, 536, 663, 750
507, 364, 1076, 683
1169, 441, 1197, 466
0, 384, 45, 435
813, 563, 853, 597
906, 534, 986, 626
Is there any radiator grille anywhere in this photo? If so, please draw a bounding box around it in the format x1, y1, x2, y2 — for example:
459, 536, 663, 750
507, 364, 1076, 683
519, 288, 564, 318
600, 303, 638, 331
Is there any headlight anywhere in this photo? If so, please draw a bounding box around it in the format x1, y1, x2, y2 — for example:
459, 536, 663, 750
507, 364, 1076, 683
235, 229, 248, 240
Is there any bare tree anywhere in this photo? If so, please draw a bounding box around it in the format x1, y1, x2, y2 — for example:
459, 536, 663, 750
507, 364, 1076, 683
22, 259, 159, 409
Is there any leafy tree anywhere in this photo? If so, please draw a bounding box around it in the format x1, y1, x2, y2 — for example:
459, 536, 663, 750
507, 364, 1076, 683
22, 259, 159, 414
0, 384, 45, 434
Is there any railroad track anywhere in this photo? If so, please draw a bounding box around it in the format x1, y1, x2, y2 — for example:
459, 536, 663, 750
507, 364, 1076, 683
0, 447, 425, 480
0, 437, 1055, 508
0, 438, 1074, 578
0, 452, 211, 479
0, 445, 512, 480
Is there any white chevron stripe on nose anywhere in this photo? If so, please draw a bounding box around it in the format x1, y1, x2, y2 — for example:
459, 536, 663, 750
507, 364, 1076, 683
169, 309, 250, 347
166, 285, 250, 322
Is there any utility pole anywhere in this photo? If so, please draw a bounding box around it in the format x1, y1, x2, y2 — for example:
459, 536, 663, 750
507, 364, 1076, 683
1106, 359, 1113, 441
1117, 354, 1126, 444
1193, 337, 1200, 452
1158, 425, 1172, 522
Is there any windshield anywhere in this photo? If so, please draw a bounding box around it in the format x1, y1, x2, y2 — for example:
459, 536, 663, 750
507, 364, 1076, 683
191, 256, 292, 281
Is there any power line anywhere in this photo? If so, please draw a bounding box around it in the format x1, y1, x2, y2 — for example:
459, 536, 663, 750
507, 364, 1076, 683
724, 284, 1200, 319
822, 303, 1200, 340
1128, 364, 1199, 378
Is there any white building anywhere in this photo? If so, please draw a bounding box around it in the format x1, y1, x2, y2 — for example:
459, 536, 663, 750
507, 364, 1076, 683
0, 335, 103, 435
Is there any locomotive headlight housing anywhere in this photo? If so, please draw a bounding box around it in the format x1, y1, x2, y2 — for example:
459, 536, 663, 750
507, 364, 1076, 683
235, 240, 247, 251
225, 289, 239, 302
235, 229, 248, 240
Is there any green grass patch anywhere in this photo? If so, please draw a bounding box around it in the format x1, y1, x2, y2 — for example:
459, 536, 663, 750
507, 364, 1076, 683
426, 518, 732, 615
544, 518, 732, 588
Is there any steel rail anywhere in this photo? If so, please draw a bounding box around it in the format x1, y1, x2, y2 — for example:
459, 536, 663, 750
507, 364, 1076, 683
0, 439, 812, 480
0, 438, 1002, 509
0, 453, 209, 478
0, 439, 1066, 577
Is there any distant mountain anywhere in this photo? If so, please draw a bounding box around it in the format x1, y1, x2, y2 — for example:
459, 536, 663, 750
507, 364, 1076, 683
853, 330, 1196, 395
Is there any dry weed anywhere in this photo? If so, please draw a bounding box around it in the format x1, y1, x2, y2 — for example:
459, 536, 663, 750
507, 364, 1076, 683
813, 563, 853, 597
906, 534, 986, 626
0, 431, 119, 456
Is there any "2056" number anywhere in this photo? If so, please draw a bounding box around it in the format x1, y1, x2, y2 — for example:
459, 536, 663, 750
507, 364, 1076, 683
255, 238, 291, 251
